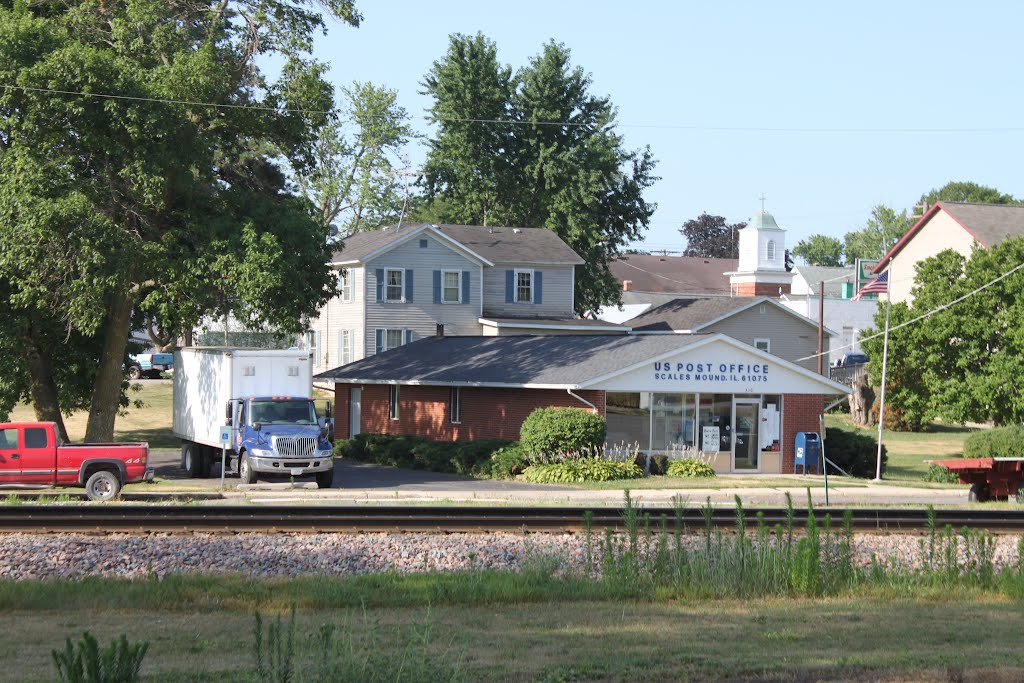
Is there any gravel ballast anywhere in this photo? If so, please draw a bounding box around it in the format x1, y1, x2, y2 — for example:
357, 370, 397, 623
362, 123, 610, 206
0, 532, 1021, 580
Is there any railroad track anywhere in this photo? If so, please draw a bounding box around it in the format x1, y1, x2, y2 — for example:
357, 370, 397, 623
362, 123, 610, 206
1, 505, 1024, 534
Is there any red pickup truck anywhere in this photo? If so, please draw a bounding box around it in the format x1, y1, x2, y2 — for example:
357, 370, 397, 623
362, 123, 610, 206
0, 422, 153, 500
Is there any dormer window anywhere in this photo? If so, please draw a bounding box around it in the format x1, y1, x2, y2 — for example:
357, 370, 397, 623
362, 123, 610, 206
766, 240, 777, 261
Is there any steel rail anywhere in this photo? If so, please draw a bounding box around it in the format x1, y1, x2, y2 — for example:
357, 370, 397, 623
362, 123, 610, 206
0, 505, 1023, 534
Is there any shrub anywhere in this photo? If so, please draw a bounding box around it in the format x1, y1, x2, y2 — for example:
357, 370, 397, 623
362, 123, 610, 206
521, 458, 642, 483
519, 407, 606, 460
635, 453, 669, 475
665, 458, 716, 478
53, 631, 149, 683
923, 463, 960, 484
490, 443, 529, 479
963, 425, 1024, 460
334, 434, 511, 477
824, 427, 886, 478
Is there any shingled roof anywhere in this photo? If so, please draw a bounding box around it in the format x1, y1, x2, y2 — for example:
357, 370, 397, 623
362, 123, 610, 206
610, 254, 735, 295
331, 223, 583, 266
628, 296, 823, 334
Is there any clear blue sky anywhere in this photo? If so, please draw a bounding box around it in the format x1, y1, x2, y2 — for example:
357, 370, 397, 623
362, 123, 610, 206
312, 0, 1023, 254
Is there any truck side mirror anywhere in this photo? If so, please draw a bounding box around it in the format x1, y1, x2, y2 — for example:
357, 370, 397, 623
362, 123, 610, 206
325, 401, 332, 417
225, 401, 233, 424
253, 422, 261, 432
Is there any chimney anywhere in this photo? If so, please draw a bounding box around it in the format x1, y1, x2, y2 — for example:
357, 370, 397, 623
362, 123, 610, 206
435, 324, 444, 338
622, 280, 633, 292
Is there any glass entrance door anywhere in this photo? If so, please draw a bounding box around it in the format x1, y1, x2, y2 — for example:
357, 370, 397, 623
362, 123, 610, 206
732, 400, 760, 471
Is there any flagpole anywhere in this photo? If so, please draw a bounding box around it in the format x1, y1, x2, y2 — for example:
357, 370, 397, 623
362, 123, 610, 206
873, 266, 892, 482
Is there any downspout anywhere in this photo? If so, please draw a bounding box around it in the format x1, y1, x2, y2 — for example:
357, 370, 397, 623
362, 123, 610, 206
567, 388, 597, 414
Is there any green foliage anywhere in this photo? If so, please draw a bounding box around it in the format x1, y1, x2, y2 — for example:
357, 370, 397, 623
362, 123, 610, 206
421, 34, 658, 314
52, 631, 149, 683
335, 434, 512, 477
489, 443, 529, 479
919, 181, 1018, 207
923, 464, 960, 484
792, 234, 844, 267
963, 426, 1024, 459
254, 606, 297, 683
843, 204, 913, 262
679, 213, 744, 259
519, 407, 606, 459
521, 458, 642, 483
665, 458, 716, 478
824, 427, 886, 478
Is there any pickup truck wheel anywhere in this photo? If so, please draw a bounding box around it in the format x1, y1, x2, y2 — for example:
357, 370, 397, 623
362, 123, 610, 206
315, 469, 334, 489
969, 483, 991, 503
85, 470, 121, 501
239, 454, 257, 485
127, 364, 142, 381
182, 443, 201, 478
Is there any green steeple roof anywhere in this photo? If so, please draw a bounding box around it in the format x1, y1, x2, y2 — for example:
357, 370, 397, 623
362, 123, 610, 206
746, 211, 783, 231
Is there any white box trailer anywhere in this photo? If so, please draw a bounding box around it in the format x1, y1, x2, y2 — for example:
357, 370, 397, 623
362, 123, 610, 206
172, 348, 334, 486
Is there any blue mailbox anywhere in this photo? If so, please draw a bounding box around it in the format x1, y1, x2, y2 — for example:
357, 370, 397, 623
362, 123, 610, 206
794, 432, 821, 474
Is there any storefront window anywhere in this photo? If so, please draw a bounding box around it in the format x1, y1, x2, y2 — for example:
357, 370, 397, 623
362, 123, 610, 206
606, 392, 647, 451
761, 395, 782, 451
697, 394, 732, 453
651, 393, 696, 451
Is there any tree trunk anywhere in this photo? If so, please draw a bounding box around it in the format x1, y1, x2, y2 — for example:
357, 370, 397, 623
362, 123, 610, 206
84, 292, 134, 443
849, 368, 875, 427
23, 335, 70, 443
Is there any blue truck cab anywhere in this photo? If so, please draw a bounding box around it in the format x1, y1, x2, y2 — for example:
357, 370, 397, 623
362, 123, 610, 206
231, 396, 334, 487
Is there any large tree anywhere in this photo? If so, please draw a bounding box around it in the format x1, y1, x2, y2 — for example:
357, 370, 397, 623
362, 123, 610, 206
920, 180, 1018, 207
791, 234, 843, 267
0, 0, 360, 441
843, 204, 913, 263
421, 35, 658, 314
679, 213, 744, 259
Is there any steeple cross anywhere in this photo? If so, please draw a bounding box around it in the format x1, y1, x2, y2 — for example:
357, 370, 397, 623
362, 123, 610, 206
758, 193, 767, 213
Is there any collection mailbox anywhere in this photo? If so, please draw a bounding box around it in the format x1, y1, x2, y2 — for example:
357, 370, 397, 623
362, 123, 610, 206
794, 432, 821, 474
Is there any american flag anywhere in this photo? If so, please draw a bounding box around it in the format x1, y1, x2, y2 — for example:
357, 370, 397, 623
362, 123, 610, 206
853, 271, 888, 300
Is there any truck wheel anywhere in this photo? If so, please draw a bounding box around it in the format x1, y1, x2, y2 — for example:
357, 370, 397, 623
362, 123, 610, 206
315, 469, 334, 489
968, 483, 991, 503
182, 443, 201, 478
239, 454, 257, 485
85, 470, 122, 501
198, 446, 213, 478
127, 364, 142, 381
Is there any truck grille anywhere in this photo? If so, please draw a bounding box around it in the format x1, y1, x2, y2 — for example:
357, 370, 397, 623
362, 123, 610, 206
273, 436, 319, 457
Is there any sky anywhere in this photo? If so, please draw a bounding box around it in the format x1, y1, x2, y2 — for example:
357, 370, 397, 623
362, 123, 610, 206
310, 0, 1024, 255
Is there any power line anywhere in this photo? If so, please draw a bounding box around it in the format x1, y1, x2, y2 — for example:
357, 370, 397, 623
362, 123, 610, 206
5, 83, 1024, 134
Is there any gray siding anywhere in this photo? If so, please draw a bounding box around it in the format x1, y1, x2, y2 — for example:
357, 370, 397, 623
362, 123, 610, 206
364, 236, 483, 356
482, 264, 575, 317
308, 266, 366, 370
704, 304, 825, 373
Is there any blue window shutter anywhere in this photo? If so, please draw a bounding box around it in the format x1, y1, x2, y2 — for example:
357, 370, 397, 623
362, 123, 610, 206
405, 269, 413, 302
505, 270, 514, 303
375, 329, 384, 354
461, 270, 470, 304
433, 270, 441, 304
534, 270, 543, 304
404, 329, 414, 345
375, 269, 384, 301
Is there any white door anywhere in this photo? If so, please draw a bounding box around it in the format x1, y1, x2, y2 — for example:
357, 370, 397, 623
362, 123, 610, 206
349, 387, 361, 438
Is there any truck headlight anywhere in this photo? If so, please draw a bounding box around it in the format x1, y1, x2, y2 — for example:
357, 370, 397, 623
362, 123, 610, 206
250, 448, 273, 457
319, 449, 334, 458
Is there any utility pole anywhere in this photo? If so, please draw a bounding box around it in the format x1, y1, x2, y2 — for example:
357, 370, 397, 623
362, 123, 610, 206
391, 155, 424, 229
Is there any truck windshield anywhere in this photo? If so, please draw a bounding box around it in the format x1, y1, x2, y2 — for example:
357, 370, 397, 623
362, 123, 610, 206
249, 400, 317, 425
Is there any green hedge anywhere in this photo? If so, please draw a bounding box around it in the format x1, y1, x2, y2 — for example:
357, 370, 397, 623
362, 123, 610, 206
519, 407, 606, 459
824, 427, 886, 478
665, 458, 716, 478
521, 458, 643, 484
490, 444, 530, 480
963, 425, 1024, 459
335, 434, 513, 478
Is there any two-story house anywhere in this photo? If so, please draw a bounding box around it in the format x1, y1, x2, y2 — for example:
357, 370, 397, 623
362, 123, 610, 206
304, 222, 622, 372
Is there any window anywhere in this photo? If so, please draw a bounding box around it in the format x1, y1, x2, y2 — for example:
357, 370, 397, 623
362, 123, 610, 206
385, 329, 404, 351
766, 240, 777, 261
450, 387, 462, 424
339, 330, 352, 365
515, 269, 533, 303
384, 268, 404, 302
419, 239, 428, 248
754, 338, 771, 353
442, 270, 461, 303
305, 331, 321, 367
0, 428, 16, 449
339, 270, 353, 303
24, 428, 47, 449
389, 385, 400, 420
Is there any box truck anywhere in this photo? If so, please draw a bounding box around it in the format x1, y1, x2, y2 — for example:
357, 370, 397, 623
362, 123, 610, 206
172, 348, 334, 487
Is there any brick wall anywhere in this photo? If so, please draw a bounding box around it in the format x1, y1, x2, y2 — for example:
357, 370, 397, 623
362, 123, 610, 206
733, 281, 792, 297
781, 393, 824, 474
332, 383, 605, 441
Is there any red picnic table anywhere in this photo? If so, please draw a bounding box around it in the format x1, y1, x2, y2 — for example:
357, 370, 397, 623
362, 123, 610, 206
932, 458, 1024, 503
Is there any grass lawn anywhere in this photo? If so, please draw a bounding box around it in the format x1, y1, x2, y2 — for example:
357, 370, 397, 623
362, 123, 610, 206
3, 584, 1022, 681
